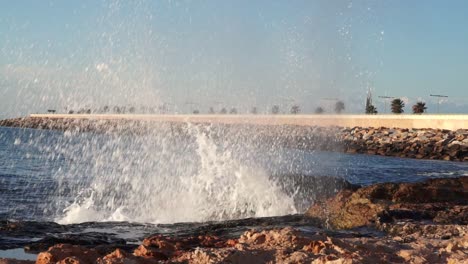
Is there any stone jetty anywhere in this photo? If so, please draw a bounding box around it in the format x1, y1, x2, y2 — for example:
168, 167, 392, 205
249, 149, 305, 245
340, 127, 468, 161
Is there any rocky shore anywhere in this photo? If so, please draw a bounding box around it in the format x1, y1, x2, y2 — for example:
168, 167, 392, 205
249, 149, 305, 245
340, 127, 468, 162
0, 117, 466, 161
1, 177, 466, 264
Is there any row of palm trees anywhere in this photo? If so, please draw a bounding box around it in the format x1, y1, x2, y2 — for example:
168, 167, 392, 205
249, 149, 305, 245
67, 105, 164, 115
65, 101, 346, 115
366, 98, 427, 114
63, 99, 428, 115
200, 101, 345, 115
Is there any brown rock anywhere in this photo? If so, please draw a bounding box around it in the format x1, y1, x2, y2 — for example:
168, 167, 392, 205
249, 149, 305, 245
57, 257, 81, 264
226, 239, 237, 247
36, 244, 101, 264
133, 245, 168, 260
303, 241, 327, 254
306, 177, 468, 229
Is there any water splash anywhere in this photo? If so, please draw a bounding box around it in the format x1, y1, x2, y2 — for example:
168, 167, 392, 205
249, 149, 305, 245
55, 124, 297, 224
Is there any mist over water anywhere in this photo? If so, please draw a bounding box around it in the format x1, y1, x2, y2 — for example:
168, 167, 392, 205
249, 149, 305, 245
0, 0, 386, 117
52, 125, 297, 224
1, 125, 467, 224
0, 1, 390, 225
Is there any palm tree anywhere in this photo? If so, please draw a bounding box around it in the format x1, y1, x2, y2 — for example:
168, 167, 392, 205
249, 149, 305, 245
230, 108, 238, 114
290, 105, 300, 114
251, 107, 258, 114
365, 104, 378, 114
208, 107, 215, 114
412, 101, 427, 114
220, 108, 227, 114
128, 106, 136, 114
103, 106, 110, 113
271, 105, 280, 114
391, 98, 405, 114
193, 109, 200, 114
315, 107, 324, 114
335, 101, 345, 114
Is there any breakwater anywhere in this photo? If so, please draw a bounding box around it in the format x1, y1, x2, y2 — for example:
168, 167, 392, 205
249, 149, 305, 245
0, 117, 466, 161
341, 127, 468, 161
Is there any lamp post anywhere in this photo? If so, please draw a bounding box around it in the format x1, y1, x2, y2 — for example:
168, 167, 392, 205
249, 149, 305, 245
378, 96, 395, 114
429, 94, 448, 114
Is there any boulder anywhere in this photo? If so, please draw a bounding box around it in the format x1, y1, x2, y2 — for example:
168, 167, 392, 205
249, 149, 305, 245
306, 177, 468, 229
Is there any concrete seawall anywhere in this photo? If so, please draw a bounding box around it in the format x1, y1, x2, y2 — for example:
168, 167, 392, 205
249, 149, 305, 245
30, 114, 468, 130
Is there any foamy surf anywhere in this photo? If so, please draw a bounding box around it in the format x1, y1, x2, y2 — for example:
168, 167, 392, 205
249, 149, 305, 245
56, 125, 297, 224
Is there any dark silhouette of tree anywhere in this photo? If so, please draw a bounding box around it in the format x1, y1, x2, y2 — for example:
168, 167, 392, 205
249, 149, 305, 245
271, 105, 280, 114
113, 106, 121, 114
365, 89, 378, 114
290, 105, 300, 114
412, 101, 427, 114
86, 109, 92, 114
391, 98, 405, 114
230, 108, 238, 114
68, 110, 74, 114
193, 109, 200, 114
103, 106, 110, 113
209, 107, 215, 114
366, 104, 378, 114
220, 108, 227, 114
128, 106, 136, 114
251, 107, 258, 114
335, 101, 345, 114
315, 107, 324, 114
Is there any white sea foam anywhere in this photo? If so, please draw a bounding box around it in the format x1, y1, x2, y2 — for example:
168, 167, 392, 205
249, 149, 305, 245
56, 125, 297, 224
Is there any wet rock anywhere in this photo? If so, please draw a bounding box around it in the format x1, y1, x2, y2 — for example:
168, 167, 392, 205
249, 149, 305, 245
306, 177, 468, 229
15, 222, 466, 263
25, 233, 127, 253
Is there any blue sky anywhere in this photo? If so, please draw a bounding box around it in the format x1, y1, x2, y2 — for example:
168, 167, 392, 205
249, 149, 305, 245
1, 0, 467, 117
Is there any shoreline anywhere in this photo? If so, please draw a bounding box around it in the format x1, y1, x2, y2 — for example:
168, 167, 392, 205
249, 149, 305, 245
0, 116, 466, 162
1, 177, 466, 263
